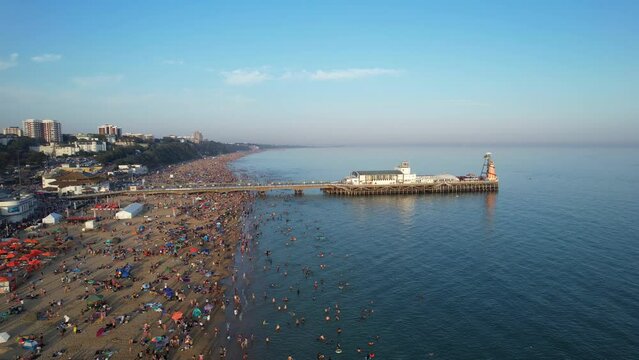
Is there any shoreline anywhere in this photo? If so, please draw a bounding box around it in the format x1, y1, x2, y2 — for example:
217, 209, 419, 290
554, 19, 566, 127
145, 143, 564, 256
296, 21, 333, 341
0, 151, 258, 359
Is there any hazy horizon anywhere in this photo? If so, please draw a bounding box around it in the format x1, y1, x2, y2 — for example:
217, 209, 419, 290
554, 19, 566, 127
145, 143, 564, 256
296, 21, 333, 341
1, 1, 638, 146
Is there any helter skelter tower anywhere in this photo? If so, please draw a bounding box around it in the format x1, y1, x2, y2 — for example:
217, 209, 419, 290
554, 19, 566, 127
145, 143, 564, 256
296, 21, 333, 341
481, 152, 498, 182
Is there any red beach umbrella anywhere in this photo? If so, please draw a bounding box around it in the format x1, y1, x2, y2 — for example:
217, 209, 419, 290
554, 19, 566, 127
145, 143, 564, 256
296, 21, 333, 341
5, 253, 16, 259
18, 255, 30, 261
29, 249, 44, 256
171, 311, 183, 321
42, 252, 55, 257
24, 239, 39, 244
0, 249, 8, 255
189, 247, 198, 254
6, 261, 20, 267
28, 259, 42, 266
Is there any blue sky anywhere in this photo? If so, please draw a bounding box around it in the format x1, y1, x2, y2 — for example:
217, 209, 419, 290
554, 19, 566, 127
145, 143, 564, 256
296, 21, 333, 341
0, 1, 637, 145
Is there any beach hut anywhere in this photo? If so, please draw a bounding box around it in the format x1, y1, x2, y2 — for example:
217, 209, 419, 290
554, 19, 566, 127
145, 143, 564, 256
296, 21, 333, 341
42, 212, 64, 225
0, 276, 16, 293
115, 203, 144, 220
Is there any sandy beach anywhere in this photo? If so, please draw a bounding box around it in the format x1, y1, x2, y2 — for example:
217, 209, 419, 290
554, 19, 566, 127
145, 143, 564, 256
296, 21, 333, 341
0, 153, 254, 360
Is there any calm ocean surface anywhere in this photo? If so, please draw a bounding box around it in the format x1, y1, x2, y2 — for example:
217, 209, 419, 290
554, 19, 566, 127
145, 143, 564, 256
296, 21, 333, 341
226, 146, 639, 359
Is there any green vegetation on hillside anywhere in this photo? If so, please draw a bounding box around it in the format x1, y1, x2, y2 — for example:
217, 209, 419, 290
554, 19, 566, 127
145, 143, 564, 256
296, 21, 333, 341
0, 137, 46, 171
96, 140, 249, 168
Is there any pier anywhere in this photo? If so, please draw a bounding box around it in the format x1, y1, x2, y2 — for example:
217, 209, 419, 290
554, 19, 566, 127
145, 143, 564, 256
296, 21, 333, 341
321, 180, 498, 196
61, 180, 498, 199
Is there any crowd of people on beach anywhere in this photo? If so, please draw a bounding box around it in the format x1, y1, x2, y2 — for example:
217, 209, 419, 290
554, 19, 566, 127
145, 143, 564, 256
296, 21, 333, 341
1, 154, 257, 359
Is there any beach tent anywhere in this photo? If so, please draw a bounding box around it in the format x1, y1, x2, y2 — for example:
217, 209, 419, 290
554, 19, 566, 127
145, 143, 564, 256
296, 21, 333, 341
116, 264, 132, 278
86, 294, 104, 307
0, 332, 10, 343
84, 220, 97, 230
115, 203, 144, 220
42, 212, 64, 225
192, 307, 202, 318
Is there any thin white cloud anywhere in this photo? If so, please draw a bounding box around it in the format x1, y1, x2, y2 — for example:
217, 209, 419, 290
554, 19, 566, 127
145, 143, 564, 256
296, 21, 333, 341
310, 68, 400, 81
0, 53, 18, 70
162, 59, 184, 65
221, 69, 271, 86
31, 53, 62, 63
219, 67, 402, 85
72, 74, 124, 87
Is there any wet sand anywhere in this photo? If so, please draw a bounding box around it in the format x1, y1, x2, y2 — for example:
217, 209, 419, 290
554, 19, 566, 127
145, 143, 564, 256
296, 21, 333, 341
0, 153, 253, 359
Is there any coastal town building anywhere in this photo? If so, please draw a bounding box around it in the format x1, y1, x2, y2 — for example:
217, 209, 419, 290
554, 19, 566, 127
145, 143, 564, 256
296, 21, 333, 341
22, 119, 43, 139
115, 164, 148, 176
0, 193, 37, 224
30, 140, 107, 156
42, 119, 62, 143
98, 124, 122, 137
345, 161, 418, 185
23, 119, 62, 143
3, 127, 23, 136
193, 131, 203, 144
30, 144, 78, 157
122, 133, 154, 141
42, 171, 109, 195
75, 140, 107, 153
58, 163, 103, 174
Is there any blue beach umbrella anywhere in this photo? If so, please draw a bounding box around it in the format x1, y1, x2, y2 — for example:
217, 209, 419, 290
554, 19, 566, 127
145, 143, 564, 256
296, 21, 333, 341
163, 288, 174, 299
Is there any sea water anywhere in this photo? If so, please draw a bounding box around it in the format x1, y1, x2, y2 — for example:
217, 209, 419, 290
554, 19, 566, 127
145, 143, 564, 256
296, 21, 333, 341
225, 146, 639, 359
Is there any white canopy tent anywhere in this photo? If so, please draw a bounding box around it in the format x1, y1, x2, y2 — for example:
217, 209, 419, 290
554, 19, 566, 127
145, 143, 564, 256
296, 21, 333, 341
0, 332, 10, 343
42, 212, 64, 225
115, 203, 144, 220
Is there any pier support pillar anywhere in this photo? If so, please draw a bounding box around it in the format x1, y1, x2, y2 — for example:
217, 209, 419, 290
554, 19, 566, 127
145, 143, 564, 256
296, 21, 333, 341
294, 189, 304, 196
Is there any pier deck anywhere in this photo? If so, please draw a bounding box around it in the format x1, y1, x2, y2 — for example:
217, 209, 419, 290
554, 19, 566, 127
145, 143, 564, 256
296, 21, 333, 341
62, 181, 498, 199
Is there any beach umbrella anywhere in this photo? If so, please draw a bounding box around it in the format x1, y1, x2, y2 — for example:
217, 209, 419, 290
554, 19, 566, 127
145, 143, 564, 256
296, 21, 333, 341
192, 307, 202, 318
29, 249, 43, 255
28, 260, 42, 266
5, 253, 15, 259
189, 247, 197, 253
42, 252, 55, 257
86, 294, 104, 306
171, 311, 183, 321
18, 255, 30, 262
163, 288, 175, 299
96, 327, 105, 337
0, 249, 8, 255
0, 332, 9, 343
6, 261, 19, 267
24, 239, 38, 244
